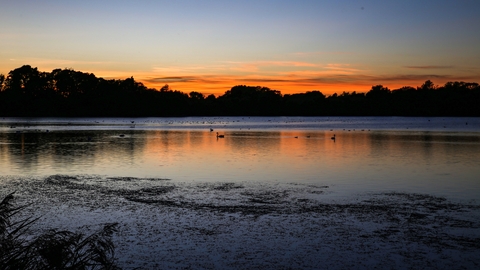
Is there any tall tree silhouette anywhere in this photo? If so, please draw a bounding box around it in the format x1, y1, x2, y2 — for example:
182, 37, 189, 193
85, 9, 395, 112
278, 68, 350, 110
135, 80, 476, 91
365, 85, 392, 115
0, 74, 5, 92
0, 65, 479, 116
219, 85, 282, 115
283, 91, 326, 115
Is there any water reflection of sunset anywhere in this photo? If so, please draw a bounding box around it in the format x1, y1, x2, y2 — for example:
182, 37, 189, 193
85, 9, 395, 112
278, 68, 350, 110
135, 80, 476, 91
140, 129, 480, 197
142, 130, 341, 182
1, 128, 480, 200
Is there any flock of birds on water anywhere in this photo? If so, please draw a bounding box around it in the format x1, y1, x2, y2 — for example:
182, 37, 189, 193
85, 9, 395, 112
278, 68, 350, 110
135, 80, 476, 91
2, 118, 471, 143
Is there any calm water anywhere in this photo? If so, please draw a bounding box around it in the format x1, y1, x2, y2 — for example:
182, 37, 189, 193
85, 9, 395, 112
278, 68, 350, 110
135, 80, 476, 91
1, 116, 480, 201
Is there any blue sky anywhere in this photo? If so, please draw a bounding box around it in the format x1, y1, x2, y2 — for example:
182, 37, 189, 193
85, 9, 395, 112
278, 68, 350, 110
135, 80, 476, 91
1, 0, 479, 95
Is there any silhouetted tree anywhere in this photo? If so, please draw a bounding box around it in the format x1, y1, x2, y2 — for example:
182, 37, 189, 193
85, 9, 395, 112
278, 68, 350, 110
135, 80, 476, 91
160, 84, 170, 92
366, 85, 390, 99
390, 86, 418, 115
365, 85, 392, 115
418, 80, 436, 91
219, 85, 282, 115
1, 66, 57, 115
0, 74, 5, 92
189, 91, 205, 100
5, 65, 41, 96
283, 91, 326, 115
0, 65, 479, 116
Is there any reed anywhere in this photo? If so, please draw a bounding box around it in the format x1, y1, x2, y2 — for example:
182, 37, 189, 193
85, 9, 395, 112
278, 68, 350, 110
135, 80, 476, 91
0, 192, 120, 270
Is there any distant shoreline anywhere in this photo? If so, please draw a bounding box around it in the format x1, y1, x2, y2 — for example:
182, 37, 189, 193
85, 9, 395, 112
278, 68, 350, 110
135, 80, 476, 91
1, 66, 479, 117
2, 116, 480, 134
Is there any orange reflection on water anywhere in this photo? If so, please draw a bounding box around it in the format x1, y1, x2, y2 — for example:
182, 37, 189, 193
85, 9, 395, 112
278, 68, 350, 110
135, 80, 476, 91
1, 129, 480, 200
141, 130, 363, 183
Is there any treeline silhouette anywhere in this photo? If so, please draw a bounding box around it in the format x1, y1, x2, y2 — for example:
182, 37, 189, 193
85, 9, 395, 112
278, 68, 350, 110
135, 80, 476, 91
1, 65, 479, 116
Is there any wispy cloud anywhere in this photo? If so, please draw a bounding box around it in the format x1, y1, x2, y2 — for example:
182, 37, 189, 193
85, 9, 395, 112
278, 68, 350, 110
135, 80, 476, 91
152, 65, 228, 74
142, 71, 480, 96
139, 61, 480, 95
226, 61, 318, 67
12, 58, 116, 67
372, 74, 453, 81
148, 76, 196, 83
7, 59, 476, 96
224, 61, 319, 73
404, 65, 454, 69
146, 75, 231, 84
293, 51, 353, 57
324, 64, 362, 74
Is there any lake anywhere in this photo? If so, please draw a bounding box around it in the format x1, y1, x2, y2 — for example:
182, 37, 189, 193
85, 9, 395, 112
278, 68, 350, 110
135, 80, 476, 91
2, 116, 480, 269
1, 116, 480, 201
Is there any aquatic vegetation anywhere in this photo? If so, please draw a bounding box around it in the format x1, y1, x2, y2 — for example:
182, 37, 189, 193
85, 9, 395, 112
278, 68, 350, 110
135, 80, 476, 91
0, 192, 119, 270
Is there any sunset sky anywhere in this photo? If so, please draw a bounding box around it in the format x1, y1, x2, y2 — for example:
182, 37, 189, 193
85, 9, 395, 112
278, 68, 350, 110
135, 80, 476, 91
1, 0, 479, 96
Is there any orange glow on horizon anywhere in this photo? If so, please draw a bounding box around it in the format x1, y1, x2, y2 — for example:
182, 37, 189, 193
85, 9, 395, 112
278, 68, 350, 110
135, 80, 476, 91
85, 63, 466, 96
96, 71, 378, 96
1, 63, 470, 97
102, 69, 461, 96
137, 78, 454, 97
142, 80, 372, 96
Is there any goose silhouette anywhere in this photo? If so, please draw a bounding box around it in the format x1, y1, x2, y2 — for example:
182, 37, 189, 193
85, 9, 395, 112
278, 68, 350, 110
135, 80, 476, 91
216, 132, 224, 138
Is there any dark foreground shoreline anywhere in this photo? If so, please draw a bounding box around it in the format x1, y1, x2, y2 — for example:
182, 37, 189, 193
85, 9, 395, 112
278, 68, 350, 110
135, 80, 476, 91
2, 175, 479, 269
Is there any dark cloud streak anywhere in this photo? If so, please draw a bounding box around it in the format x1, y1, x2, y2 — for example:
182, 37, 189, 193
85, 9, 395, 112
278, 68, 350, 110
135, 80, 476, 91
404, 65, 454, 69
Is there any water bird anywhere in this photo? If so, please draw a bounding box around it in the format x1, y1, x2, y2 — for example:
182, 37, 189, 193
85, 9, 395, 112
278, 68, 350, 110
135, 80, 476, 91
210, 128, 214, 132
119, 134, 125, 137
331, 134, 336, 140
216, 132, 224, 138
